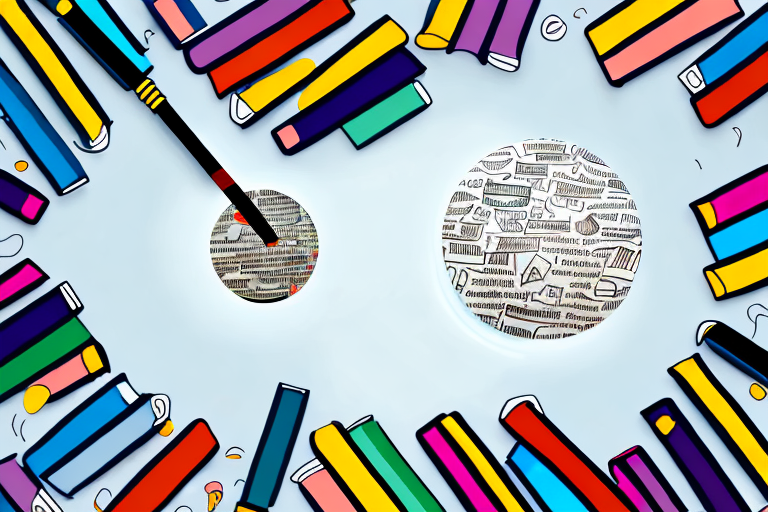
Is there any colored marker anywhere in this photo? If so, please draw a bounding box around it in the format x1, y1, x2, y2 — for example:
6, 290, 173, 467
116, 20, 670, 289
670, 354, 768, 499
272, 50, 426, 155
690, 164, 768, 234
0, 282, 83, 365
641, 398, 749, 512
341, 81, 431, 150
298, 17, 408, 111
142, 0, 206, 49
487, 0, 540, 72
0, 0, 110, 151
679, 4, 768, 94
230, 59, 316, 128
506, 444, 588, 512
499, 396, 634, 512
310, 421, 405, 512
0, 259, 48, 310
207, 0, 355, 98
0, 317, 93, 404
24, 343, 109, 414
104, 419, 218, 512
236, 383, 309, 511
0, 169, 49, 225
417, 412, 531, 512
0, 58, 88, 195
702, 240, 768, 299
608, 446, 687, 512
416, 0, 468, 50
585, 0, 744, 87
449, 0, 500, 61
23, 375, 172, 482
697, 320, 768, 387
184, 0, 311, 73
706, 206, 768, 260
291, 459, 357, 512
348, 415, 444, 512
0, 455, 62, 512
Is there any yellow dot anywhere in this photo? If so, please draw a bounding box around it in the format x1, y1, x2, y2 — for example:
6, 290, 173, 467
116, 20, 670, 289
750, 383, 766, 401
14, 161, 28, 172
655, 415, 676, 435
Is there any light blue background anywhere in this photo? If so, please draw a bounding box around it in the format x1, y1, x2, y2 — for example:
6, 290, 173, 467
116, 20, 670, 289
1, 0, 767, 510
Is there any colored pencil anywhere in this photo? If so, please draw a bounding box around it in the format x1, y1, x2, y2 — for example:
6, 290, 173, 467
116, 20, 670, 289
608, 446, 687, 512
499, 396, 635, 512
236, 383, 309, 511
0, 259, 48, 310
0, 57, 88, 195
207, 0, 354, 98
291, 459, 357, 512
585, 0, 743, 87
0, 0, 111, 150
0, 282, 82, 365
342, 81, 431, 149
697, 320, 768, 387
104, 420, 218, 512
0, 170, 49, 224
506, 444, 588, 512
272, 50, 426, 155
641, 398, 749, 512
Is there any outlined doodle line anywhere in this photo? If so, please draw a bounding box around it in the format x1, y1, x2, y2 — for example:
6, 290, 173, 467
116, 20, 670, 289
642, 398, 750, 512
669, 354, 768, 499
103, 420, 218, 512
541, 15, 566, 41
573, 8, 587, 19
747, 303, 768, 337
499, 396, 636, 512
584, 0, 744, 87
225, 446, 244, 459
733, 127, 742, 147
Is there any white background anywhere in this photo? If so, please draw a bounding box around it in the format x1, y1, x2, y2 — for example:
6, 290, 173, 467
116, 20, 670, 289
1, 0, 768, 510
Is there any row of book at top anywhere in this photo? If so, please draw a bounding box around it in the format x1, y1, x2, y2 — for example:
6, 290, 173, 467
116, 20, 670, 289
1, 255, 768, 512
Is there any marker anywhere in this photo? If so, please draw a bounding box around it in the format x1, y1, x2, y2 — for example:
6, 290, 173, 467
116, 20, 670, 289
24, 342, 109, 414
417, 411, 531, 512
23, 374, 173, 485
641, 398, 749, 512
702, 240, 768, 300
0, 258, 48, 310
690, 164, 768, 235
348, 415, 444, 512
0, 454, 62, 512
678, 4, 768, 94
487, 0, 540, 72
230, 59, 316, 128
0, 169, 49, 225
298, 17, 408, 111
341, 81, 431, 150
310, 421, 405, 512
272, 49, 426, 155
585, 0, 744, 87
448, 0, 501, 62
291, 459, 357, 512
207, 0, 355, 98
184, 0, 311, 73
0, 0, 111, 151
104, 419, 218, 512
0, 317, 93, 404
416, 0, 469, 50
0, 282, 83, 366
236, 383, 309, 511
697, 320, 768, 387
142, 0, 206, 50
608, 446, 687, 512
499, 396, 635, 512
0, 57, 88, 195
705, 205, 768, 260
670, 354, 768, 499
506, 444, 588, 512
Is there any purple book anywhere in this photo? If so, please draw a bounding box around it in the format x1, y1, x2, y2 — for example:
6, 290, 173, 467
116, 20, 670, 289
451, 0, 501, 60
488, 0, 540, 71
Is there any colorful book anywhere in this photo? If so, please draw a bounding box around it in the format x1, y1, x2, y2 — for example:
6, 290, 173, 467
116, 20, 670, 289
291, 458, 357, 512
141, 0, 206, 50
608, 446, 687, 512
641, 398, 749, 512
585, 0, 744, 86
0, 259, 48, 310
0, 454, 62, 512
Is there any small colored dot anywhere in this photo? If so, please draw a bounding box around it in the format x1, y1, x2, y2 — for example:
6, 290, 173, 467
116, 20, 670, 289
14, 161, 28, 172
750, 383, 766, 401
